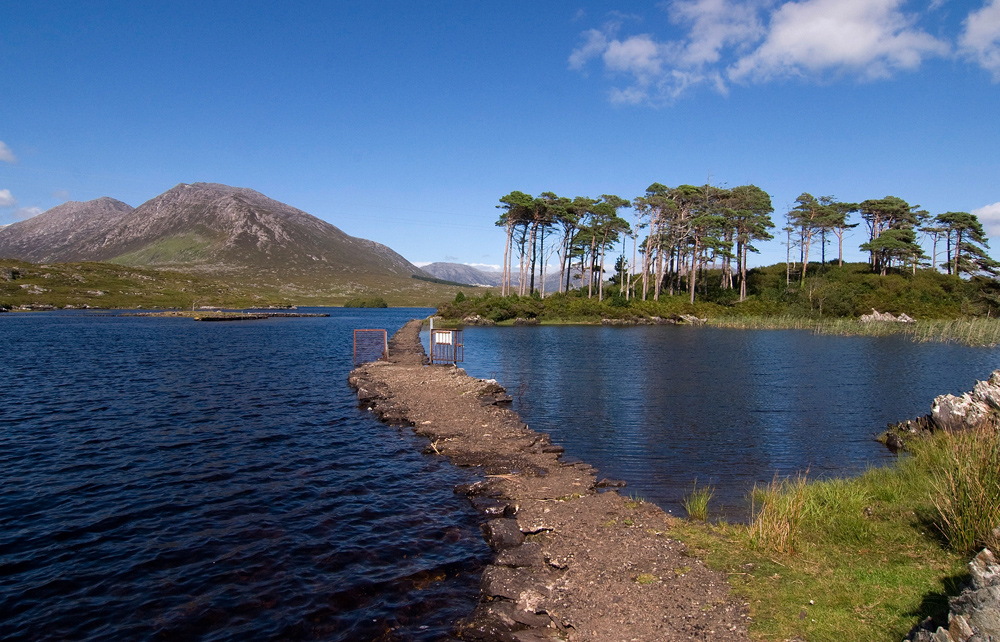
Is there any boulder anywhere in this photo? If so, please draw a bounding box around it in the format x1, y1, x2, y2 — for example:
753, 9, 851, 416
932, 393, 991, 433
907, 549, 1000, 642
481, 518, 525, 552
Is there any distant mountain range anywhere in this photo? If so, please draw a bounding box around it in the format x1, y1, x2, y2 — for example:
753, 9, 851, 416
421, 262, 579, 291
0, 183, 428, 283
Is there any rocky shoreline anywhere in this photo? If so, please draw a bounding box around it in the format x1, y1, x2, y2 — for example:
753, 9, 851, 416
881, 370, 1000, 452
348, 319, 750, 642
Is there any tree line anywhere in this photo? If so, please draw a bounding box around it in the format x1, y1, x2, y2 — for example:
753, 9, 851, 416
497, 185, 997, 304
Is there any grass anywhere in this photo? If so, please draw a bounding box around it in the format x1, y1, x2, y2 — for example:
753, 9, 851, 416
0, 258, 479, 309
668, 430, 1000, 641
746, 473, 808, 554
704, 315, 1000, 347
682, 479, 715, 522
929, 426, 1000, 553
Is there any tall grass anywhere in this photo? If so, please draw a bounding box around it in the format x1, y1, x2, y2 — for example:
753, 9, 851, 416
707, 316, 1000, 347
927, 427, 1000, 553
682, 479, 715, 521
746, 472, 809, 554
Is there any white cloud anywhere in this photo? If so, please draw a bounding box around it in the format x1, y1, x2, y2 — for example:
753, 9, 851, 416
0, 141, 15, 164
570, 0, 953, 102
729, 0, 950, 81
973, 201, 1000, 237
569, 28, 611, 70
960, 0, 1000, 80
671, 0, 765, 67
0, 189, 16, 208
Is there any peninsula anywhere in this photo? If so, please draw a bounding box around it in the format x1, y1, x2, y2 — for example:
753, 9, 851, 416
349, 320, 750, 641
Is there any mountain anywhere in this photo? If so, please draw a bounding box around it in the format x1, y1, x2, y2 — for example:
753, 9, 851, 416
0, 197, 134, 263
421, 261, 580, 291
0, 183, 426, 279
420, 262, 502, 287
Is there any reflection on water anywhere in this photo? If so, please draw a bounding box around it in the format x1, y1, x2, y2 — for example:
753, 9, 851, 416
1, 309, 489, 642
440, 325, 1000, 518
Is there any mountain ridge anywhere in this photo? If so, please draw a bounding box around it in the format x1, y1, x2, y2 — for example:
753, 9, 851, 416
0, 183, 427, 281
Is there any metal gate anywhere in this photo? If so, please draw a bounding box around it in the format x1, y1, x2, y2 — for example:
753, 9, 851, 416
430, 329, 463, 364
353, 329, 388, 364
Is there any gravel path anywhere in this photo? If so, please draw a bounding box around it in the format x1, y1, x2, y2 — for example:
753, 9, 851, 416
349, 320, 751, 642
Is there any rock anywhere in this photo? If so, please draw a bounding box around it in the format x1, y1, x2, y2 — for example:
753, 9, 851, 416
973, 372, 1000, 410
596, 478, 627, 488
512, 318, 539, 326
471, 497, 516, 518
481, 518, 525, 552
481, 565, 537, 600
881, 370, 1000, 448
860, 309, 914, 323
455, 602, 521, 642
479, 392, 514, 406
906, 548, 1000, 642
495, 542, 545, 568
678, 314, 707, 325
931, 393, 991, 432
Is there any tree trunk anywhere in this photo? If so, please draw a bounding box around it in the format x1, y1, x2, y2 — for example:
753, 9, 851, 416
740, 243, 749, 301
800, 230, 812, 285
587, 236, 596, 298
598, 231, 608, 302
502, 223, 513, 296
689, 235, 699, 304
954, 230, 963, 275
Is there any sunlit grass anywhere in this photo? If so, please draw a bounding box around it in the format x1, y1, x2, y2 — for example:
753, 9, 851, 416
669, 432, 990, 641
706, 315, 1000, 347
682, 479, 715, 522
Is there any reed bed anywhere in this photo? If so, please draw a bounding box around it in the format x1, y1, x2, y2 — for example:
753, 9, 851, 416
707, 316, 1000, 347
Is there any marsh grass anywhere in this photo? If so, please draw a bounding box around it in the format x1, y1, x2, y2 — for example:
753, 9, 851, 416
706, 315, 1000, 347
682, 479, 714, 522
746, 472, 808, 554
927, 427, 1000, 553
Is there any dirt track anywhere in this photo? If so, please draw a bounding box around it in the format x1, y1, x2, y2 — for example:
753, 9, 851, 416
348, 320, 751, 642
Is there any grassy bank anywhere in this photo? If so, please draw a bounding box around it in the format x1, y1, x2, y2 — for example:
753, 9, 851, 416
668, 428, 1000, 641
437, 289, 1000, 346
0, 258, 480, 309
706, 315, 1000, 347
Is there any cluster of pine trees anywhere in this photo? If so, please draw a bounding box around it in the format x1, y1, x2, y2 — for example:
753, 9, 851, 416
497, 185, 997, 305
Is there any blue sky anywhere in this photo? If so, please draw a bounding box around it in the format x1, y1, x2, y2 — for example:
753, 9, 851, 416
2, 1, 999, 269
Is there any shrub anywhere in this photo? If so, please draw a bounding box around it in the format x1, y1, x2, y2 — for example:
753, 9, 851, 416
343, 296, 388, 308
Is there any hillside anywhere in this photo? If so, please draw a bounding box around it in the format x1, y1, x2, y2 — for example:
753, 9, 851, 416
0, 197, 134, 262
0, 183, 424, 276
0, 183, 472, 303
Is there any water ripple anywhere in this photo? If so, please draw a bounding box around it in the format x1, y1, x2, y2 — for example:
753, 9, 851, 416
1, 309, 489, 642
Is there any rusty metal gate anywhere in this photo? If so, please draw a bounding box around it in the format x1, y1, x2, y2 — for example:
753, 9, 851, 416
430, 329, 463, 364
353, 329, 388, 364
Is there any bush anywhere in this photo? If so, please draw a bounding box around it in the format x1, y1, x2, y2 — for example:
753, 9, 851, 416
343, 296, 388, 308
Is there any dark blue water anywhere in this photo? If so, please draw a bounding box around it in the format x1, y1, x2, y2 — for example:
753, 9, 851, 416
0, 309, 490, 642
437, 325, 1000, 518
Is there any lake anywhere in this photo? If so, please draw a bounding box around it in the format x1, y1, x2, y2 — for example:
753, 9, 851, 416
4, 311, 998, 641
431, 324, 1000, 518
0, 309, 489, 642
